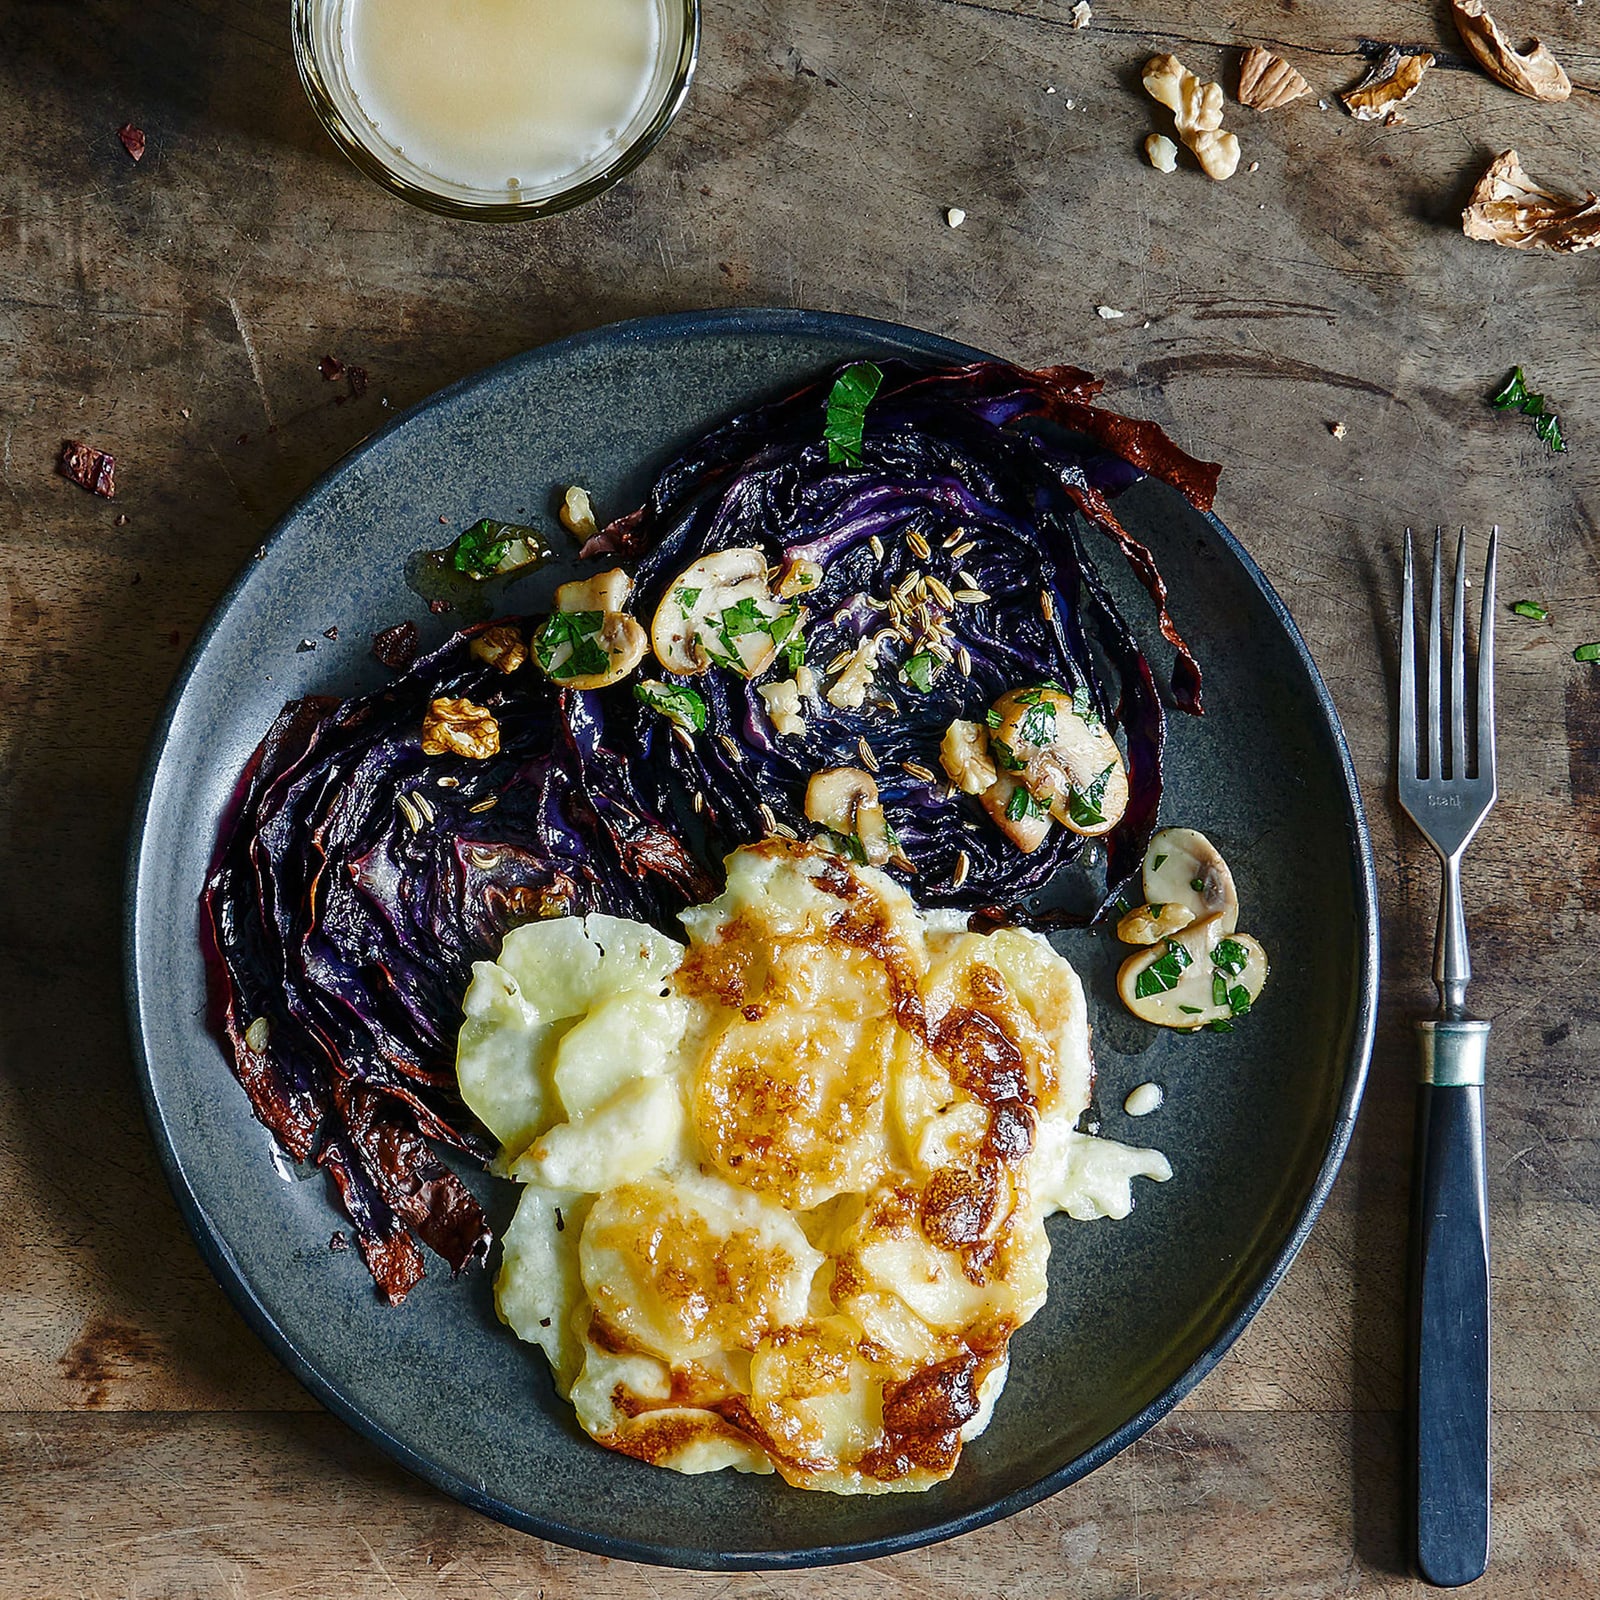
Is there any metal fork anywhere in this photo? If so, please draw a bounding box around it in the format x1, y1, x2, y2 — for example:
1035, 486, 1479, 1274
1397, 526, 1498, 1588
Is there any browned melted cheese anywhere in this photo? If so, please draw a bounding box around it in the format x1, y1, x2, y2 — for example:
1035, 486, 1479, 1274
479, 842, 1162, 1496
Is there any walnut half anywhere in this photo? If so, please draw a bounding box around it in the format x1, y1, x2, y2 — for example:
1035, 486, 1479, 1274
1142, 54, 1241, 181
1237, 46, 1312, 111
422, 697, 501, 760
1462, 150, 1600, 254
1450, 0, 1571, 104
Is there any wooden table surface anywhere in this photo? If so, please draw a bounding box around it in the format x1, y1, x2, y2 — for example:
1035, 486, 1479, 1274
4, 0, 1599, 1593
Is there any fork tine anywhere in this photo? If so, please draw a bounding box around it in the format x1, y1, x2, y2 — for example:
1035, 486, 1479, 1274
1400, 529, 1416, 780
1427, 528, 1443, 782
1451, 527, 1468, 780
1478, 526, 1497, 785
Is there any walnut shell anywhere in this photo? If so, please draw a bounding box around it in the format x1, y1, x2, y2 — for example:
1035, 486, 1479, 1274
1451, 0, 1570, 103
1340, 46, 1435, 121
1462, 150, 1600, 254
1237, 46, 1312, 111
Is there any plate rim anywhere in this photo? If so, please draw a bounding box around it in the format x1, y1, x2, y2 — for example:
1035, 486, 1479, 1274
124, 305, 1378, 1571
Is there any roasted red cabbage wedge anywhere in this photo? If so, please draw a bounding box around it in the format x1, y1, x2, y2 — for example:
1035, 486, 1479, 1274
599, 360, 1214, 922
202, 633, 710, 1302
203, 357, 1215, 1300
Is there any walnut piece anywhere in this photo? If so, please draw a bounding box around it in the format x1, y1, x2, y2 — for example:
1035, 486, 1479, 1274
1462, 150, 1600, 253
1237, 45, 1312, 110
757, 678, 807, 737
558, 485, 599, 540
1070, 2, 1091, 27
1340, 47, 1435, 121
1143, 54, 1241, 180
469, 622, 527, 674
422, 697, 501, 760
59, 440, 116, 497
1145, 133, 1178, 173
1450, 0, 1570, 103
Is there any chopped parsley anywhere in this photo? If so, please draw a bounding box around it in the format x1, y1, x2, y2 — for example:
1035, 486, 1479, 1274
1491, 367, 1566, 455
824, 362, 884, 467
1133, 938, 1192, 1000
1070, 683, 1101, 727
1065, 762, 1114, 830
830, 828, 869, 866
1178, 1004, 1203, 1015
675, 586, 702, 612
1206, 1019, 1235, 1033
1511, 600, 1548, 622
450, 519, 543, 578
1147, 902, 1165, 917
633, 680, 707, 732
984, 707, 1003, 730
1228, 984, 1252, 1017
1151, 853, 1167, 872
1212, 971, 1228, 1008
902, 651, 937, 693
1211, 938, 1250, 977
1576, 642, 1600, 664
709, 597, 804, 673
990, 738, 1025, 771
1017, 698, 1058, 748
1004, 784, 1049, 822
1190, 877, 1207, 894
533, 610, 610, 680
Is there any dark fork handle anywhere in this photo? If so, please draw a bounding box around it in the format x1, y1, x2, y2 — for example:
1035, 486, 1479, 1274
1410, 1048, 1491, 1588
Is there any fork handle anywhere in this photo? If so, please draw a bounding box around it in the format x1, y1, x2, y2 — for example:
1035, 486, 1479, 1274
1411, 1020, 1491, 1589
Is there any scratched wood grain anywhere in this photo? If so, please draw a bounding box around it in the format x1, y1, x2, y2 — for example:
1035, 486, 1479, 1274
2, 0, 1598, 1592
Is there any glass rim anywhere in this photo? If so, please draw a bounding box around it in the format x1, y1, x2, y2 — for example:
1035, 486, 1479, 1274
291, 0, 701, 223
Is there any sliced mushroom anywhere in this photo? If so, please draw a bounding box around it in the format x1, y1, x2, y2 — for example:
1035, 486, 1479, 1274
532, 569, 649, 690
1117, 916, 1268, 1030
1116, 901, 1196, 946
1138, 826, 1237, 933
805, 766, 892, 866
556, 567, 633, 615
650, 547, 796, 679
978, 772, 1052, 854
988, 687, 1128, 836
554, 613, 648, 690
775, 556, 825, 599
939, 718, 998, 795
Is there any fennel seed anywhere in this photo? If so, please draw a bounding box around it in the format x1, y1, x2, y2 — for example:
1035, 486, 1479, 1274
857, 736, 880, 772
869, 535, 885, 561
468, 796, 498, 813
902, 760, 937, 781
956, 645, 973, 676
907, 528, 932, 560
952, 850, 970, 888
1040, 591, 1055, 622
719, 734, 744, 764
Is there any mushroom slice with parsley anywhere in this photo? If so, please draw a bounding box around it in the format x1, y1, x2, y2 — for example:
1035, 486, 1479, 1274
1118, 918, 1268, 1030
805, 766, 894, 866
532, 568, 648, 691
988, 687, 1129, 838
650, 547, 804, 679
1117, 826, 1238, 944
979, 772, 1053, 854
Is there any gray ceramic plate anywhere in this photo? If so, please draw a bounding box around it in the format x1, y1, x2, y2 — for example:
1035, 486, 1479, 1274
127, 309, 1376, 1570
